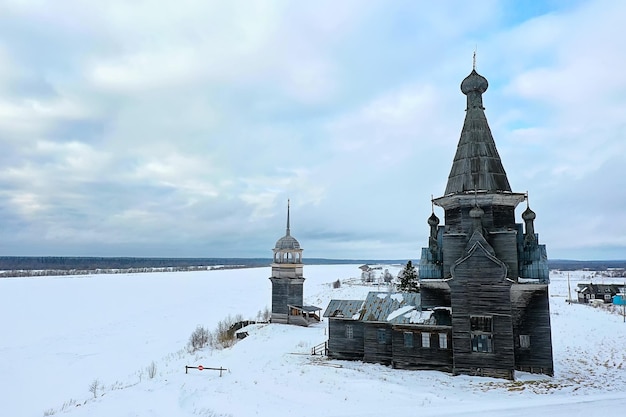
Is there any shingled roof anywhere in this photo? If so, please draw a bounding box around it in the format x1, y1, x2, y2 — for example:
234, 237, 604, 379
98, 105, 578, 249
360, 292, 422, 323
323, 299, 364, 318
444, 69, 511, 195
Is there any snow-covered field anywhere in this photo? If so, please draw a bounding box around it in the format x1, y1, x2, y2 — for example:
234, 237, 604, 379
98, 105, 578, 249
2, 265, 626, 417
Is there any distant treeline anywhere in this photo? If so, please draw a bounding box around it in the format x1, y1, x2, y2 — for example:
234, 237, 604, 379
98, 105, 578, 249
0, 265, 256, 278
0, 256, 408, 278
548, 260, 626, 271
1, 256, 622, 278
0, 256, 271, 271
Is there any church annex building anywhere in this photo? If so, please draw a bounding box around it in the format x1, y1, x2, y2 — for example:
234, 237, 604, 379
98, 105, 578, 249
323, 66, 554, 380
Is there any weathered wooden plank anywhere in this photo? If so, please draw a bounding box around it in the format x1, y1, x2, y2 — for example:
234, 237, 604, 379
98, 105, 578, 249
269, 277, 304, 318
363, 323, 393, 365
327, 319, 364, 360
449, 240, 516, 379
511, 285, 554, 375
391, 325, 453, 371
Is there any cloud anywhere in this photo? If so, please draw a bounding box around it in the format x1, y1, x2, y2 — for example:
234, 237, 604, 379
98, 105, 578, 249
0, 1, 624, 260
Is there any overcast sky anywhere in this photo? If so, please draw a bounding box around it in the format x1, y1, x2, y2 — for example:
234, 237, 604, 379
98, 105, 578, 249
0, 0, 624, 260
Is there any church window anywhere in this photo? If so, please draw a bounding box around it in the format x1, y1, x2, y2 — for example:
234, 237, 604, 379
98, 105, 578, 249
470, 316, 492, 332
470, 315, 493, 353
520, 334, 530, 348
472, 334, 493, 352
404, 332, 413, 348
421, 332, 431, 348
438, 333, 448, 349
345, 325, 353, 339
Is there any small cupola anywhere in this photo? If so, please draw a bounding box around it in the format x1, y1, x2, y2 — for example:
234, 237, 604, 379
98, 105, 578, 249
522, 206, 536, 222
428, 212, 440, 227
460, 55, 488, 111
469, 204, 485, 234
273, 200, 303, 264
522, 197, 537, 245
461, 70, 488, 96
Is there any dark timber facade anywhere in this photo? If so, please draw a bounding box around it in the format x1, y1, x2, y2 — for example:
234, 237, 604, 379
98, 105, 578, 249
325, 66, 554, 379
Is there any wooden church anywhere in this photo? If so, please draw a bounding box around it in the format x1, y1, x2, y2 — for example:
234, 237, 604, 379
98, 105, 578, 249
269, 201, 321, 326
324, 65, 554, 379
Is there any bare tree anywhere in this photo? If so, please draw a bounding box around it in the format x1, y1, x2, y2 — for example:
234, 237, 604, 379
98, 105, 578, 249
187, 325, 211, 353
262, 306, 271, 322
147, 361, 157, 379
88, 379, 100, 398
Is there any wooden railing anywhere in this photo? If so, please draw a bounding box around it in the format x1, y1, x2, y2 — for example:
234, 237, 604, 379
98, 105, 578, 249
311, 341, 328, 356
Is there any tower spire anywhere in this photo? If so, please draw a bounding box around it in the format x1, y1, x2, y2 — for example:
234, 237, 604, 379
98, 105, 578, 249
473, 48, 476, 71
286, 199, 291, 236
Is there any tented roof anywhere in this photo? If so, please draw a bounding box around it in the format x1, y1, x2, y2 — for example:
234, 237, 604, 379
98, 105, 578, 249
444, 69, 511, 195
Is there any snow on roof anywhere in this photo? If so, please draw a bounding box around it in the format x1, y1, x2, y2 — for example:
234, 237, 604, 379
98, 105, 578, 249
405, 309, 435, 324
387, 305, 415, 322
361, 291, 421, 322
518, 277, 547, 284
391, 293, 404, 302
576, 283, 623, 293
323, 299, 364, 318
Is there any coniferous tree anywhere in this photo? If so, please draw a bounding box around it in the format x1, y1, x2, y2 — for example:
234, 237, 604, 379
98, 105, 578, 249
398, 260, 419, 292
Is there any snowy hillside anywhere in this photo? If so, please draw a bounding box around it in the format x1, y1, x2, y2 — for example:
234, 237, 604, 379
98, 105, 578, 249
2, 266, 626, 417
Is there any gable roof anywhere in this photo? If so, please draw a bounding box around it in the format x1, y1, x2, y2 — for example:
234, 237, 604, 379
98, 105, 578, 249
323, 292, 441, 325
361, 292, 422, 323
323, 299, 364, 318
576, 283, 624, 294
450, 233, 508, 283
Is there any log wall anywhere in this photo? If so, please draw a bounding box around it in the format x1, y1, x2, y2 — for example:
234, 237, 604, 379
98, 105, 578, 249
363, 323, 393, 365
269, 277, 304, 316
511, 285, 554, 375
490, 231, 519, 279
391, 325, 453, 371
327, 319, 364, 360
449, 244, 515, 380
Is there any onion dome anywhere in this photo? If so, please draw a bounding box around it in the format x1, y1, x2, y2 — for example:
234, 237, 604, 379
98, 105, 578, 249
469, 205, 484, 219
428, 212, 440, 227
522, 206, 536, 221
461, 69, 488, 95
522, 204, 537, 245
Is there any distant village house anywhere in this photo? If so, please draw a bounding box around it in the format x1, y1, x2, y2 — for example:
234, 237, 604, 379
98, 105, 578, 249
576, 283, 625, 304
